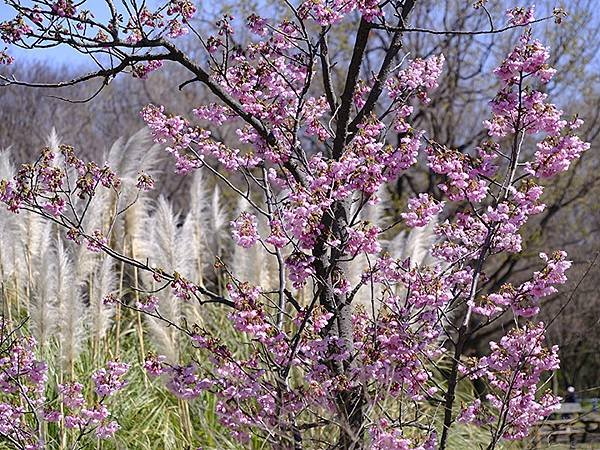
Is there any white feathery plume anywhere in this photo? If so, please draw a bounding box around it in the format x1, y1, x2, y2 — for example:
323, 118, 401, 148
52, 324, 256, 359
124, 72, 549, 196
138, 197, 188, 362
126, 193, 152, 258
348, 252, 380, 317
0, 150, 19, 281
349, 188, 389, 314
231, 197, 264, 286
174, 219, 194, 284
89, 255, 117, 342
15, 214, 52, 300
388, 217, 445, 305
141, 196, 194, 275
2, 148, 54, 317
53, 235, 87, 370
206, 185, 229, 259
28, 244, 57, 349
105, 129, 162, 253
181, 171, 210, 280
358, 186, 390, 229
106, 129, 162, 182
231, 197, 280, 294
47, 127, 61, 153
0, 148, 14, 179
256, 211, 280, 291
388, 218, 438, 269
73, 187, 109, 281
295, 273, 315, 307
179, 172, 212, 324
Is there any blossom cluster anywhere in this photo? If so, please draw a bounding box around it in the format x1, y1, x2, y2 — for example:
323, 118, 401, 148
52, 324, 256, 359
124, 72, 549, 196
429, 29, 588, 267
298, 0, 383, 26
401, 193, 445, 228
0, 321, 129, 446
486, 32, 589, 177
458, 323, 561, 440
0, 144, 120, 216
92, 361, 130, 396
135, 22, 444, 268
230, 212, 260, 248
59, 380, 122, 438
470, 251, 571, 318
506, 5, 536, 26
388, 55, 445, 105
0, 329, 47, 448
370, 420, 437, 450
227, 282, 272, 341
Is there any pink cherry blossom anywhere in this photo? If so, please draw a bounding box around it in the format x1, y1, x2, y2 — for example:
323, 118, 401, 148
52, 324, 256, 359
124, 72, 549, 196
230, 212, 259, 248
401, 193, 444, 228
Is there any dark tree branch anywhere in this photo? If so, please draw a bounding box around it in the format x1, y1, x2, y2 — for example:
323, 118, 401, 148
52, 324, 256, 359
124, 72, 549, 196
332, 18, 373, 159
347, 0, 416, 138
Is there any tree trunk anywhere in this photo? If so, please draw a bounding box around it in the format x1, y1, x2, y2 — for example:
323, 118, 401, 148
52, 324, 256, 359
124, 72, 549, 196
337, 385, 366, 449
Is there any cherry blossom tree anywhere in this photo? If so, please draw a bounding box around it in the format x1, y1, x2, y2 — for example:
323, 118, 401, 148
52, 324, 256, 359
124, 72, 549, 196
0, 0, 590, 448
